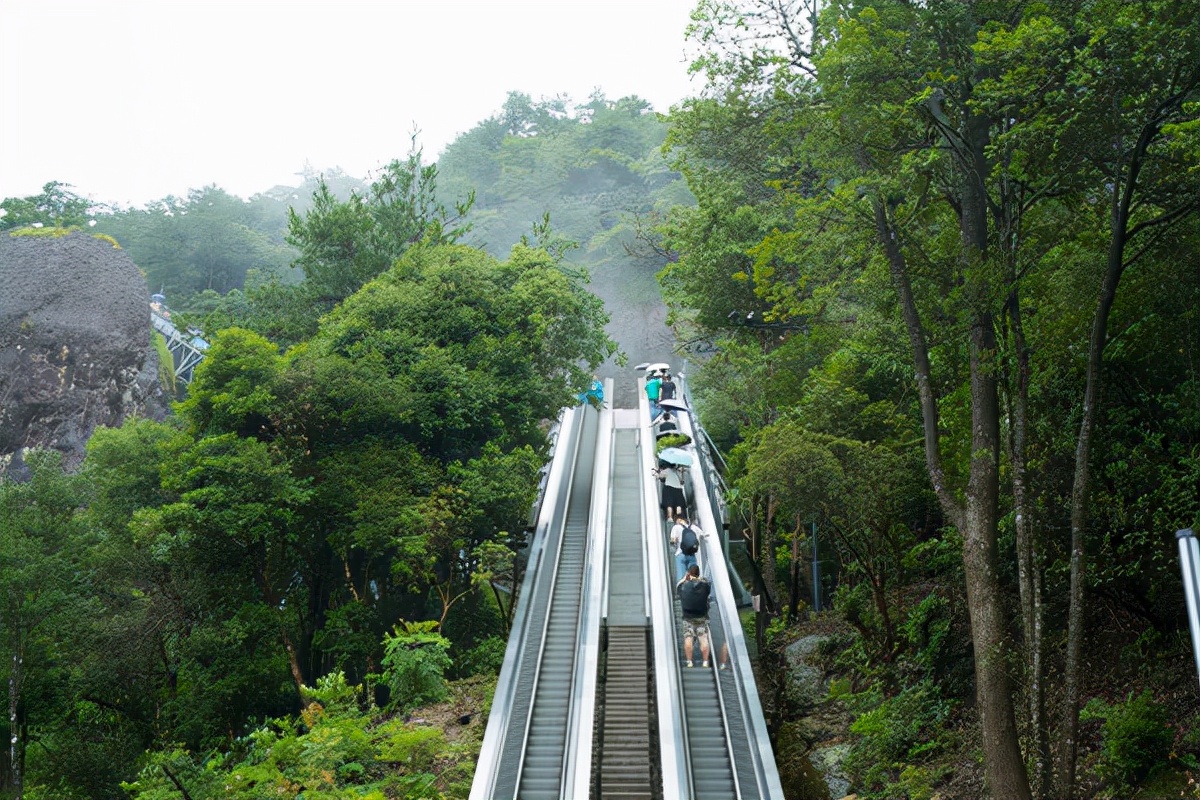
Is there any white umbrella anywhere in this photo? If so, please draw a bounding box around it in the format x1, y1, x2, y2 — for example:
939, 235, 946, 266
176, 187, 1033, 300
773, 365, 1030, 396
646, 362, 670, 374
633, 362, 651, 371
659, 398, 689, 413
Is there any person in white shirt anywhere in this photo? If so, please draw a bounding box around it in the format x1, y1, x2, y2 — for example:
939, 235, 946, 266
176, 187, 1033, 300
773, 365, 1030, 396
669, 515, 704, 583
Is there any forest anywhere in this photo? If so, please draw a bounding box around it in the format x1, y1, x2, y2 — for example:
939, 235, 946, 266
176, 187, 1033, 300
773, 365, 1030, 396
1, 1, 1198, 799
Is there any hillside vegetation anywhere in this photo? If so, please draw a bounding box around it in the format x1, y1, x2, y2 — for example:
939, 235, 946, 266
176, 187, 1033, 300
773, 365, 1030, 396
1, 2, 1198, 798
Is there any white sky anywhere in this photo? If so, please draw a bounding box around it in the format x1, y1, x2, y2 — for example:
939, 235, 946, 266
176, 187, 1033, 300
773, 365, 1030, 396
0, 0, 700, 208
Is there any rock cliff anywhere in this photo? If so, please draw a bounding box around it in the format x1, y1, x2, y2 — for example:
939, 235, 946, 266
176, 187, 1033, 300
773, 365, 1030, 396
0, 231, 170, 478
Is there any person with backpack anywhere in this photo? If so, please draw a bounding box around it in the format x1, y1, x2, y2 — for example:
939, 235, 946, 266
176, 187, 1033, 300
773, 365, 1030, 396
676, 564, 712, 667
670, 514, 704, 583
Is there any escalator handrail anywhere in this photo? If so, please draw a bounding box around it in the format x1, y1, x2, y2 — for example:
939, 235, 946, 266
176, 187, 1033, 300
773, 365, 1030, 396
674, 407, 744, 800
641, 377, 692, 800
509, 404, 595, 796
563, 383, 614, 798
468, 404, 584, 800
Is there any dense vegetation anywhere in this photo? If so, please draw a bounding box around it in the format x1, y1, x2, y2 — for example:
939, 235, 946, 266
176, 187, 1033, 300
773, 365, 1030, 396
0, 93, 667, 799
1, 2, 1197, 799
660, 1, 1198, 799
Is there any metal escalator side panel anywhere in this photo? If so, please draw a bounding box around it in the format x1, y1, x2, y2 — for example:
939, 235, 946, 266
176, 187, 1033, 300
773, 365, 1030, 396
639, 376, 692, 800
469, 405, 584, 800
514, 405, 599, 799
564, 382, 614, 799
676, 389, 787, 800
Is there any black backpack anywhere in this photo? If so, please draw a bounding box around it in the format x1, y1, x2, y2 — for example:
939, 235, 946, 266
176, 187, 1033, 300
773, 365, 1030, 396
680, 524, 699, 555
678, 576, 711, 616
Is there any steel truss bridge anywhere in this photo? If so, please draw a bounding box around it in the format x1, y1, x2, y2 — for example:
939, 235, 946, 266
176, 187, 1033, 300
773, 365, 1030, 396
150, 308, 207, 386
470, 373, 784, 800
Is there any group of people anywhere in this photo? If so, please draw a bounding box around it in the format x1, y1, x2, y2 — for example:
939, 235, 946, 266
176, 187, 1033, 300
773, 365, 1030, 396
645, 363, 726, 669
645, 368, 677, 421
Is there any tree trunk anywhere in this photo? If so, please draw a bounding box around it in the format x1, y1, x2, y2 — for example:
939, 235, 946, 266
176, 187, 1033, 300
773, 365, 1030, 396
963, 315, 1031, 800
789, 518, 802, 618
873, 128, 1032, 797
1055, 109, 1170, 798
1009, 350, 1050, 798
9, 640, 22, 800
759, 494, 781, 609
1055, 194, 1126, 800
1002, 251, 1050, 797
960, 99, 1033, 799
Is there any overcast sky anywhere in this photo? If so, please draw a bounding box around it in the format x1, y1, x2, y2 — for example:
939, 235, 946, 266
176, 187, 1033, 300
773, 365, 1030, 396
1, 0, 700, 208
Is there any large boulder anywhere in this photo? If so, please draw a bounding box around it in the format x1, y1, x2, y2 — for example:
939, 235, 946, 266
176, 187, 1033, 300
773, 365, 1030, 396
0, 231, 169, 477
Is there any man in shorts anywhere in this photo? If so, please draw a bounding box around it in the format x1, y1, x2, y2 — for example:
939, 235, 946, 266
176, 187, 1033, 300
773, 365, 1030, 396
677, 564, 712, 667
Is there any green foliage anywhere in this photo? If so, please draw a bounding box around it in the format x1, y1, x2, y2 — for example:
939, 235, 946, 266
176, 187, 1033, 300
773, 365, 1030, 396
1081, 691, 1174, 791
286, 148, 472, 321
457, 635, 507, 677
843, 681, 958, 798
176, 327, 283, 437
655, 433, 692, 452
302, 671, 365, 715
120, 694, 463, 800
93, 185, 295, 299
7, 225, 66, 237
380, 620, 452, 712
0, 180, 95, 229
150, 330, 177, 394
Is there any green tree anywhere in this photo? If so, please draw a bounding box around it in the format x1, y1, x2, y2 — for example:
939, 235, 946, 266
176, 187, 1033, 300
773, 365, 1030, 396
0, 451, 93, 798
94, 186, 295, 299
287, 148, 473, 311
971, 5, 1199, 791
0, 181, 95, 229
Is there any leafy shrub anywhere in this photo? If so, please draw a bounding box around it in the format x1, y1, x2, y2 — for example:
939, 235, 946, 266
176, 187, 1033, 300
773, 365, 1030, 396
380, 620, 452, 712
458, 634, 508, 676
302, 670, 364, 714
656, 433, 691, 452
899, 591, 972, 694
843, 680, 956, 798
1081, 690, 1173, 791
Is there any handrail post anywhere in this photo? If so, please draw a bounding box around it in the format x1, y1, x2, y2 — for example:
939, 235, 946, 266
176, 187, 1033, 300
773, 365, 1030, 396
1178, 529, 1200, 692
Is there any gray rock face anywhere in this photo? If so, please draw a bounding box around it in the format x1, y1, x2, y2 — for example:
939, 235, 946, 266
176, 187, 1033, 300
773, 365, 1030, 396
0, 231, 169, 477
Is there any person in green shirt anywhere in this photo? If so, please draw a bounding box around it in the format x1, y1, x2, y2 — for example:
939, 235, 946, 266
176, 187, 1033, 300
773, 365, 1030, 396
645, 373, 663, 420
